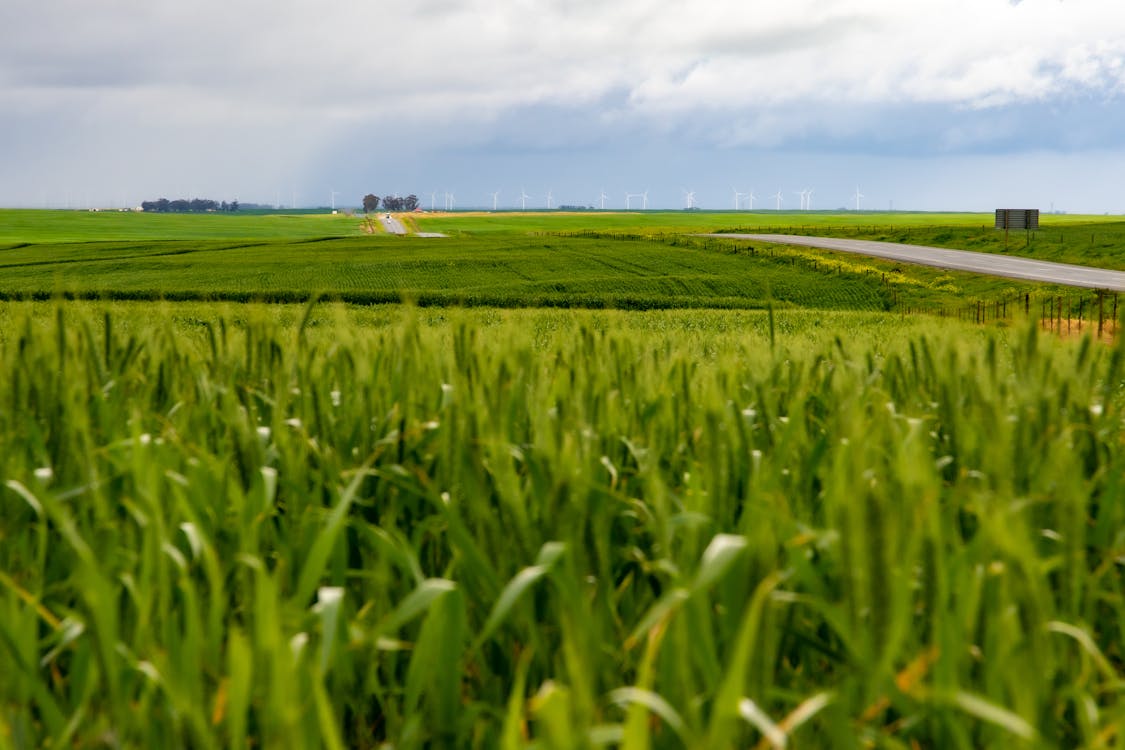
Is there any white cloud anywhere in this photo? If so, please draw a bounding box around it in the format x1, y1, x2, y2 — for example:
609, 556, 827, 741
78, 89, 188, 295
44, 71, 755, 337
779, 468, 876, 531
6, 0, 1124, 115
2, 0, 1125, 206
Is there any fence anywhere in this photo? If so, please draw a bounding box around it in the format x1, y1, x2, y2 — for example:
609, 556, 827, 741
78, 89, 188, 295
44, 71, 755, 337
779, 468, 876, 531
906, 290, 1121, 338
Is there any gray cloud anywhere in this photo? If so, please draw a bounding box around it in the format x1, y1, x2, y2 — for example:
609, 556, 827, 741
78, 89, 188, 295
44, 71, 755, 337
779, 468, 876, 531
2, 0, 1124, 208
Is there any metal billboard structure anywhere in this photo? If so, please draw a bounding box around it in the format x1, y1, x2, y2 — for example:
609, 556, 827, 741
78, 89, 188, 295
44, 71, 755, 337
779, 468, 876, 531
995, 208, 1040, 248
995, 209, 1040, 230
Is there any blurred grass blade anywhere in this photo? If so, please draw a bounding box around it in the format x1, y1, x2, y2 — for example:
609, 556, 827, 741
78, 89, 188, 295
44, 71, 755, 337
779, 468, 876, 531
501, 648, 534, 750
376, 578, 456, 636
475, 542, 565, 649
739, 698, 786, 749
315, 586, 344, 676
290, 464, 371, 607
948, 691, 1038, 742
692, 533, 748, 593
611, 688, 688, 745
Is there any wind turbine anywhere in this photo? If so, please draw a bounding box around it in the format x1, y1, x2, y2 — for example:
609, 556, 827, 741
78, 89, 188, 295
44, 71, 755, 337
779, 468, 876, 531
429, 191, 437, 211
444, 191, 455, 211
853, 185, 864, 211
599, 188, 609, 210
794, 190, 807, 211
805, 189, 814, 211
773, 189, 783, 210
682, 188, 697, 209
642, 190, 649, 210
747, 191, 756, 210
520, 187, 531, 211
545, 189, 554, 210
732, 187, 742, 210
330, 191, 339, 210
489, 190, 500, 211
625, 191, 640, 210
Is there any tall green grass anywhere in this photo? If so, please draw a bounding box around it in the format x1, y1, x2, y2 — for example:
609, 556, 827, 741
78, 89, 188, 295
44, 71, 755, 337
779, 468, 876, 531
1, 303, 1123, 748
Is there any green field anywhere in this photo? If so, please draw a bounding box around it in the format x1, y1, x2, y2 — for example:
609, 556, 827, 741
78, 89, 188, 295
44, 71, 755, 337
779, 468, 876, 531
2, 302, 1123, 748
0, 234, 907, 311
4, 209, 1122, 314
0, 209, 359, 244
1, 210, 1124, 748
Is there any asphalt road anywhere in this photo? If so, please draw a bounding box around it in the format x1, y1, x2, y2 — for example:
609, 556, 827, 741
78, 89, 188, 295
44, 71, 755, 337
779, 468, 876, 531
705, 234, 1125, 292
379, 214, 407, 235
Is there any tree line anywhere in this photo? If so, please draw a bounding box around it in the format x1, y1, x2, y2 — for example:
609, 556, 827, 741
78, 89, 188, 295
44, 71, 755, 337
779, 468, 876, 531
141, 198, 240, 213
363, 194, 419, 213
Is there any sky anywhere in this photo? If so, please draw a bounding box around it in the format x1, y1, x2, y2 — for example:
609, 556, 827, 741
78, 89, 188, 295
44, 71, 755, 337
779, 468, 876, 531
2, 0, 1125, 212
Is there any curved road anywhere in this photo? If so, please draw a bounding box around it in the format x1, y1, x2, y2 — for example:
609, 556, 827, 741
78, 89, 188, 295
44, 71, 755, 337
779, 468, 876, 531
705, 234, 1125, 292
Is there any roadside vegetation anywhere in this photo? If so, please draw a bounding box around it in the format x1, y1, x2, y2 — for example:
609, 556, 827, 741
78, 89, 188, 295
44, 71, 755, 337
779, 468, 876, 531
729, 221, 1125, 271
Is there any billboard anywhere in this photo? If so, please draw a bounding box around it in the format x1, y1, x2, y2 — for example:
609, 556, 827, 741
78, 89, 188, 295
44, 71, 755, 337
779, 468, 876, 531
995, 209, 1040, 230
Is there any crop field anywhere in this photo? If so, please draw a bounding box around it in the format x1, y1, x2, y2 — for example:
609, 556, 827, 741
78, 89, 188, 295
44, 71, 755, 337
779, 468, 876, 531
3, 210, 1118, 313
1, 301, 1123, 748
1, 210, 1124, 748
0, 234, 905, 311
0, 210, 359, 244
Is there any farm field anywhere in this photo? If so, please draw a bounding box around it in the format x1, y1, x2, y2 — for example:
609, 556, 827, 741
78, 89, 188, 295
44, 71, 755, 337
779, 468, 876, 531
3, 209, 1122, 314
0, 234, 902, 311
1, 301, 1123, 748
0, 209, 359, 244
1, 210, 1124, 748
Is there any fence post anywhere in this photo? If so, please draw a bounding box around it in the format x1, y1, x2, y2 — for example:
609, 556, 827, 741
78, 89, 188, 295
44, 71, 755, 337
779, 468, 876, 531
1098, 290, 1105, 338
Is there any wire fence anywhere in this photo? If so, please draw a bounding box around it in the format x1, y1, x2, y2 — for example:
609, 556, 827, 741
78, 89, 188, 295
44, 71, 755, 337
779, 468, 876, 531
897, 290, 1121, 338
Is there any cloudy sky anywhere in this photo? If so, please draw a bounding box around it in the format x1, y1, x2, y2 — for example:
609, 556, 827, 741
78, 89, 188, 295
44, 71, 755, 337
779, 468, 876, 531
3, 0, 1125, 211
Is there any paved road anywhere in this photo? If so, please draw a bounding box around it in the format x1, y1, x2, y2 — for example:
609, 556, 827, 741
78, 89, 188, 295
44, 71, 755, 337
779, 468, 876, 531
379, 214, 407, 235
377, 214, 447, 237
705, 234, 1125, 292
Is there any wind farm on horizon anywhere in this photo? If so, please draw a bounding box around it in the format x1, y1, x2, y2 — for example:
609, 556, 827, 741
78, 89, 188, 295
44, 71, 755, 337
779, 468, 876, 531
407, 184, 876, 212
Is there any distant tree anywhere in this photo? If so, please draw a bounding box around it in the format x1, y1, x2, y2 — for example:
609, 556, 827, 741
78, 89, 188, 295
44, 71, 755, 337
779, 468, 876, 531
141, 197, 233, 213
363, 194, 380, 213
404, 194, 419, 211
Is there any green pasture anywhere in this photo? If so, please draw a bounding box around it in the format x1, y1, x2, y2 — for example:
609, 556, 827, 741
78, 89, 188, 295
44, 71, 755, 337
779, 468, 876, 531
1, 302, 1123, 748
1, 210, 1114, 314
4, 207, 1121, 247
0, 234, 900, 310
0, 209, 359, 244
413, 210, 1123, 236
